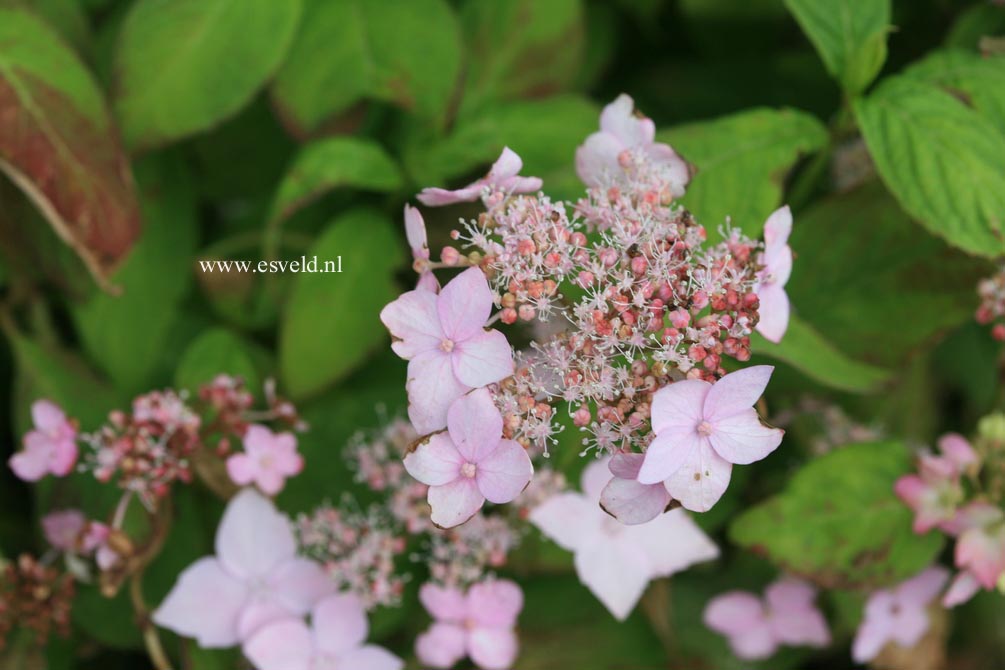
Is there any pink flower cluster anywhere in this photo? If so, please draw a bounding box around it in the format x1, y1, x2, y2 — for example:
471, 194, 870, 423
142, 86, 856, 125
976, 266, 1005, 341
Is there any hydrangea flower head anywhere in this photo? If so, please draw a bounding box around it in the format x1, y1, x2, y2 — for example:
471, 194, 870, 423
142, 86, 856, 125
954, 503, 1005, 589
895, 432, 977, 534
415, 579, 523, 670
754, 206, 793, 343
381, 267, 514, 434
704, 577, 830, 660
418, 147, 542, 207
153, 489, 333, 647
403, 388, 533, 528
531, 458, 718, 620
9, 400, 78, 481
852, 567, 948, 663
637, 366, 783, 511
226, 424, 304, 496
243, 593, 402, 670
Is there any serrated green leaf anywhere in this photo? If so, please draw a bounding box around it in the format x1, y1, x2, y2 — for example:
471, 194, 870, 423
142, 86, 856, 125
659, 107, 828, 236
113, 0, 302, 150
784, 0, 891, 95
271, 0, 461, 136
730, 441, 944, 589
854, 75, 1005, 258
174, 328, 266, 394
278, 209, 404, 400
904, 49, 1005, 135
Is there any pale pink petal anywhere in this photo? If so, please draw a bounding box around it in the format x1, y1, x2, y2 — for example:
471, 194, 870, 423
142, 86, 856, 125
599, 94, 654, 146
270, 557, 334, 614
581, 457, 615, 501
703, 591, 765, 636
452, 329, 514, 388
417, 271, 440, 292
420, 583, 468, 622
728, 626, 779, 661
765, 243, 792, 287
406, 351, 470, 435
42, 510, 86, 551
415, 623, 467, 668
417, 185, 483, 206
765, 577, 816, 611
755, 284, 790, 343
9, 444, 52, 481
529, 492, 598, 552
215, 488, 296, 579
476, 440, 533, 504
630, 509, 719, 576
381, 289, 444, 359
274, 444, 304, 477
767, 579, 830, 647
600, 476, 671, 525
236, 599, 296, 641
645, 142, 691, 196
242, 618, 312, 670
446, 388, 502, 462
889, 606, 930, 648
707, 408, 783, 465
48, 440, 78, 476
764, 204, 792, 247
637, 428, 701, 485
404, 204, 428, 259
575, 132, 623, 187
428, 477, 485, 528
242, 424, 271, 452
498, 175, 542, 194
468, 627, 518, 670
939, 433, 977, 469
467, 580, 523, 628
574, 537, 652, 621
852, 616, 892, 663
312, 593, 367, 656
663, 439, 733, 512
404, 433, 463, 486
943, 571, 981, 608
437, 267, 495, 342
704, 366, 775, 422
338, 646, 404, 670
894, 475, 925, 508
650, 379, 709, 433
254, 468, 286, 496
608, 452, 644, 480
226, 453, 256, 487
152, 557, 248, 648
31, 400, 66, 432
898, 566, 950, 606
489, 147, 524, 179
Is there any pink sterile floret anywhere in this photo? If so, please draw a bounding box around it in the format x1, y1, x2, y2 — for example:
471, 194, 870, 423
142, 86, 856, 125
418, 147, 542, 207
754, 206, 793, 343
9, 400, 78, 481
226, 424, 304, 496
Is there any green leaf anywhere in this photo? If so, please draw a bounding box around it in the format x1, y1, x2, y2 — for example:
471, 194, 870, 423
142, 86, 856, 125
752, 316, 891, 393
1, 0, 93, 55
458, 0, 585, 114
729, 441, 944, 589
853, 75, 1005, 258
783, 0, 891, 95
72, 154, 197, 393
658, 107, 828, 236
268, 137, 404, 228
945, 3, 1005, 50
903, 49, 1005, 135
174, 328, 267, 394
113, 0, 302, 150
405, 95, 599, 202
0, 7, 140, 283
271, 0, 462, 136
787, 182, 987, 367
279, 209, 405, 400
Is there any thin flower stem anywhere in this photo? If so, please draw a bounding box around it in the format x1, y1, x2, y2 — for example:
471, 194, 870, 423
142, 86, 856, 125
130, 570, 174, 670
641, 579, 677, 660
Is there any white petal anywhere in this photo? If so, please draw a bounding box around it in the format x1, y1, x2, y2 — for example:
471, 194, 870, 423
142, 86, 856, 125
574, 537, 652, 621
707, 408, 783, 465
629, 508, 719, 576
663, 440, 733, 512
528, 492, 598, 552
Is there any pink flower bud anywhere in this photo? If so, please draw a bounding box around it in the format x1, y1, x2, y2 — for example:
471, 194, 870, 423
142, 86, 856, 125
441, 247, 460, 265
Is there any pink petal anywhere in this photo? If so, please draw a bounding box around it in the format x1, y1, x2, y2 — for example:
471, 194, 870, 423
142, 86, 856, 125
763, 205, 792, 251
48, 439, 78, 476
31, 400, 66, 432
237, 599, 297, 641
338, 646, 403, 670
609, 452, 644, 479
703, 591, 765, 636
476, 440, 533, 504
707, 408, 783, 465
437, 267, 495, 342
416, 185, 483, 206
381, 289, 444, 359
270, 557, 334, 614
574, 537, 652, 621
894, 475, 925, 509
243, 424, 272, 452
599, 94, 654, 146
467, 580, 523, 628
897, 566, 950, 606
767, 579, 830, 647
420, 583, 468, 622
447, 388, 502, 462
254, 469, 286, 496
755, 284, 790, 343
498, 175, 542, 195
417, 271, 440, 292
404, 204, 428, 258
428, 477, 485, 528
415, 623, 467, 668
663, 439, 733, 512
581, 457, 615, 501
152, 557, 249, 648
406, 351, 470, 434
42, 510, 86, 551
404, 433, 463, 486
764, 577, 816, 611
9, 444, 51, 482
215, 489, 296, 580
703, 366, 775, 423
575, 131, 623, 187
452, 329, 514, 388
600, 475, 670, 525
312, 593, 367, 656
468, 627, 518, 670
489, 147, 524, 179
637, 428, 701, 485
241, 618, 312, 670
226, 453, 256, 487
728, 626, 779, 661
645, 142, 691, 196
528, 492, 598, 552
629, 509, 719, 576
943, 571, 981, 608
650, 379, 709, 434
889, 605, 930, 648
852, 615, 892, 664
939, 433, 977, 469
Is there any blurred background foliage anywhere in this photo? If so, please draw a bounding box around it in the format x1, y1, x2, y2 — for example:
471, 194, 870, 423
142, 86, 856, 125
0, 0, 1004, 668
